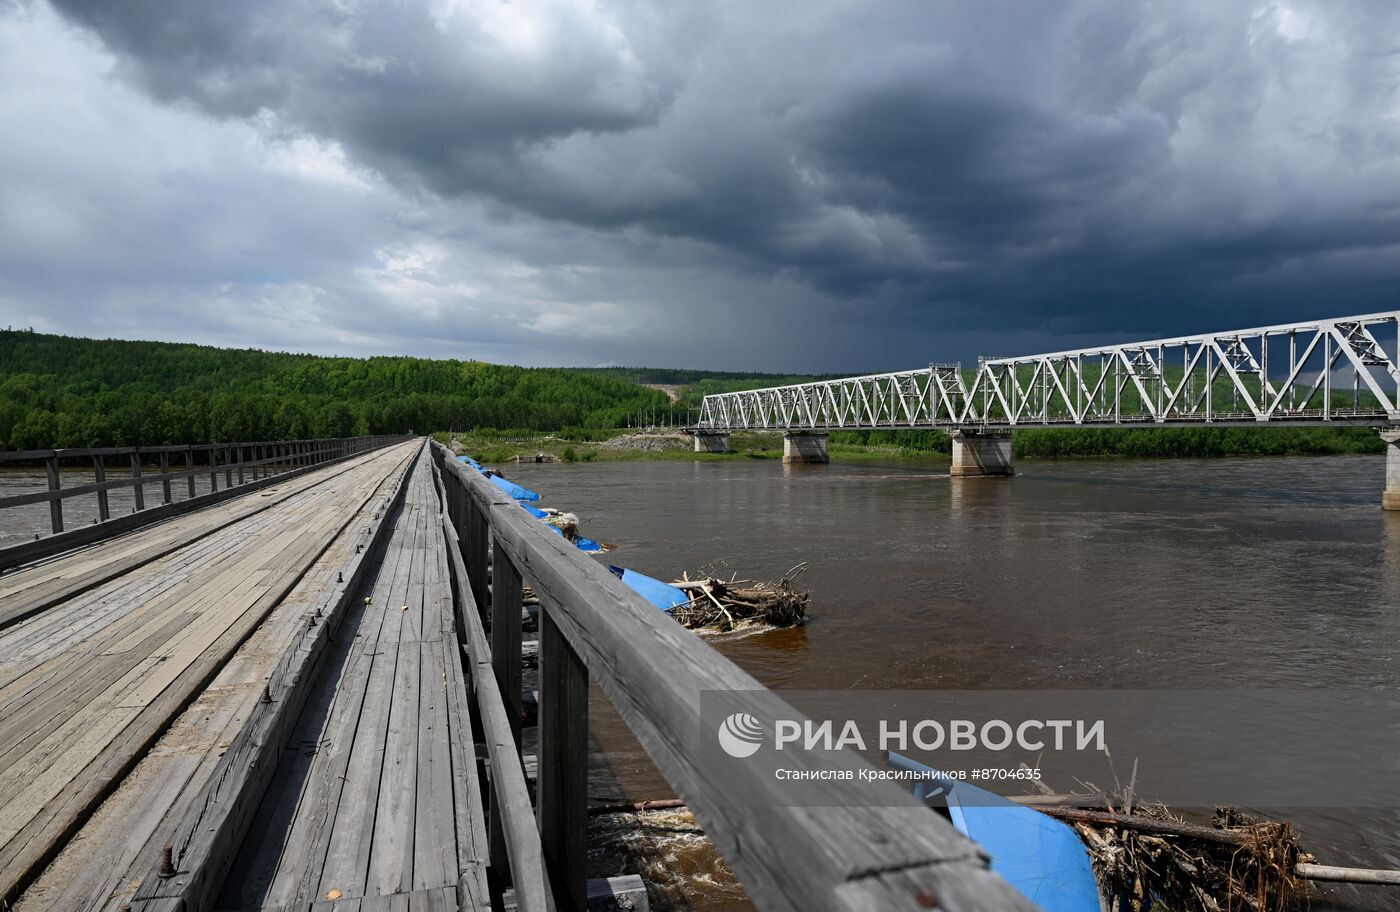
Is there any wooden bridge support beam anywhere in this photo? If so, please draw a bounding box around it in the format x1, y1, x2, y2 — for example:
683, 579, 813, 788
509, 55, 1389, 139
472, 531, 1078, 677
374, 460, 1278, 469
782, 432, 829, 464
1383, 428, 1400, 510
949, 428, 1015, 477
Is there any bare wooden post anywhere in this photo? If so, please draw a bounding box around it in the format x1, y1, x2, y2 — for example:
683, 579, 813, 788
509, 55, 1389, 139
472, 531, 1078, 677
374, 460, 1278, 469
237, 446, 245, 485
185, 446, 196, 498
468, 498, 490, 613
538, 606, 589, 911
489, 532, 524, 880
130, 451, 145, 511
45, 454, 63, 534
159, 452, 172, 504
224, 448, 233, 487
209, 448, 219, 493
92, 455, 110, 522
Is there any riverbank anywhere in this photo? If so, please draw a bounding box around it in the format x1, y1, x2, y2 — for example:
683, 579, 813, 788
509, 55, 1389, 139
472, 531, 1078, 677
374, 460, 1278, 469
437, 425, 1386, 464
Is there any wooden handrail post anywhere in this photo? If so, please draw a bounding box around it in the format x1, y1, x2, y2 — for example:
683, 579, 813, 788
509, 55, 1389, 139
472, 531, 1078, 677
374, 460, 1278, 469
236, 446, 245, 485
224, 447, 233, 488
130, 451, 145, 511
251, 444, 260, 481
538, 607, 589, 911
45, 454, 63, 534
209, 448, 219, 493
469, 498, 490, 614
185, 446, 196, 498
489, 533, 524, 881
159, 452, 172, 504
93, 455, 110, 522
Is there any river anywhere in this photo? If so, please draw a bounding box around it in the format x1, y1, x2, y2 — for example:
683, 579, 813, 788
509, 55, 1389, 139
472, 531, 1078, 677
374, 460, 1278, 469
502, 454, 1400, 911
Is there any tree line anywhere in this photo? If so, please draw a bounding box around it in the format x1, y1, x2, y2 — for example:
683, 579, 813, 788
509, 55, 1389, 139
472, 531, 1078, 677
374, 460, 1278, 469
0, 330, 669, 450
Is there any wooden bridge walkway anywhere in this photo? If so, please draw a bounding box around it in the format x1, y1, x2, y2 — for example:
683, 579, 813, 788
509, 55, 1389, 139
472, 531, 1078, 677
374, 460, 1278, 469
0, 433, 1032, 912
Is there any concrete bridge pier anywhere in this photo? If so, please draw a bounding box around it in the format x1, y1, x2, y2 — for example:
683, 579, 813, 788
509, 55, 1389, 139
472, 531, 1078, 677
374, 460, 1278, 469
692, 431, 731, 453
783, 432, 829, 464
1383, 429, 1400, 510
949, 428, 1014, 477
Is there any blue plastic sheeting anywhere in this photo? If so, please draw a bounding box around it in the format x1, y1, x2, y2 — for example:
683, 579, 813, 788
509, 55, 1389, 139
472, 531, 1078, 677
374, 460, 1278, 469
456, 455, 483, 469
488, 474, 541, 502
519, 503, 550, 519
608, 566, 690, 612
539, 523, 604, 553
887, 752, 1100, 912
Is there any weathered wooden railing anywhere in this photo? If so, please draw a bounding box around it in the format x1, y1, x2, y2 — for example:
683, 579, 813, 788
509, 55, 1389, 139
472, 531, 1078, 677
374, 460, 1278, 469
428, 440, 1033, 912
0, 435, 411, 571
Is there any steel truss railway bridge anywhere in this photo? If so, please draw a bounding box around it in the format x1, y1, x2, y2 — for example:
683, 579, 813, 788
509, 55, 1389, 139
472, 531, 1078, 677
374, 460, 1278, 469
689, 311, 1400, 507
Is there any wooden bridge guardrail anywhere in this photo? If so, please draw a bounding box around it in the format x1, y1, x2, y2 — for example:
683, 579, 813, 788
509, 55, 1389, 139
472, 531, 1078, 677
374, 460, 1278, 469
429, 440, 1035, 912
0, 435, 412, 571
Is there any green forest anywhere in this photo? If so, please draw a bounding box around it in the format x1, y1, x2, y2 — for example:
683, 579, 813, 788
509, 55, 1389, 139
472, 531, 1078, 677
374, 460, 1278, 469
0, 330, 669, 449
0, 329, 1386, 457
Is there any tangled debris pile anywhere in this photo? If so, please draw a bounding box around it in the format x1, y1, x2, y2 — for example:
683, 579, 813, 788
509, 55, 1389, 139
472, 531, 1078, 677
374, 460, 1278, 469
667, 564, 809, 631
1072, 804, 1308, 912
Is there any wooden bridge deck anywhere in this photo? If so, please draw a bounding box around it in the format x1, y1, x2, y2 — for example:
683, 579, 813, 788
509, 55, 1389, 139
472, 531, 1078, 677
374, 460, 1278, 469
216, 446, 486, 911
0, 439, 445, 910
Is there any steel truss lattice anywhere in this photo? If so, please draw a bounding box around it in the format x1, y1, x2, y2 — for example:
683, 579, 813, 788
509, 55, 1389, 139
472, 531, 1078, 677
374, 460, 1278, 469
696, 312, 1400, 431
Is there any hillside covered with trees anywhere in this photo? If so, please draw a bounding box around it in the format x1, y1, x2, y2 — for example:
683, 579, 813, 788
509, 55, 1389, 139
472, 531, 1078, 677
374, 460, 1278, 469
0, 330, 669, 449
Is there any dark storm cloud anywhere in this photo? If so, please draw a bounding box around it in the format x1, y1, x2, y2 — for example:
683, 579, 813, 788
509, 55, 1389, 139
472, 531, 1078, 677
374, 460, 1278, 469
9, 0, 1400, 369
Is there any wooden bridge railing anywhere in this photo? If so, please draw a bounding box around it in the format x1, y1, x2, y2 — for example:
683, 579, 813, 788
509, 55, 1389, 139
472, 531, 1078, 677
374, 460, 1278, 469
0, 435, 412, 571
428, 440, 1035, 912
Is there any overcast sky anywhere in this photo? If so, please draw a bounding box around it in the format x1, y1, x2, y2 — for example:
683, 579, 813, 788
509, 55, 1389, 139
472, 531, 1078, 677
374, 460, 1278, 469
2, 1, 1398, 372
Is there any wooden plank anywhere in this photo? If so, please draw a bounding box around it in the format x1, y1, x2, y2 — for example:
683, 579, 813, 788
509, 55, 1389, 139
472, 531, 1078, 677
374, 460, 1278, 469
316, 481, 418, 902
427, 460, 553, 912
368, 494, 424, 897
0, 443, 421, 910
93, 456, 109, 522
0, 437, 410, 575
537, 608, 588, 912
123, 445, 420, 912
210, 450, 482, 911
0, 444, 404, 625
130, 452, 145, 511
247, 483, 418, 909
488, 540, 523, 884
412, 642, 457, 894
44, 455, 61, 534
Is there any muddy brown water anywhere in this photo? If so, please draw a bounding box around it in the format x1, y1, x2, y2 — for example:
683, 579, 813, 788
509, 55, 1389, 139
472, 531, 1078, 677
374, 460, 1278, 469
503, 455, 1400, 912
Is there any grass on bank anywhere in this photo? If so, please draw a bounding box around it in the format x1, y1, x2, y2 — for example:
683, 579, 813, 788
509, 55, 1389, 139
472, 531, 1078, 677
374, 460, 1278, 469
435, 426, 1387, 464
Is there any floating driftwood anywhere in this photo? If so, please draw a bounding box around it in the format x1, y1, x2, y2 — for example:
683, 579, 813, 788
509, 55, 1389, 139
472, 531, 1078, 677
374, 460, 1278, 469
1069, 804, 1309, 912
667, 564, 808, 631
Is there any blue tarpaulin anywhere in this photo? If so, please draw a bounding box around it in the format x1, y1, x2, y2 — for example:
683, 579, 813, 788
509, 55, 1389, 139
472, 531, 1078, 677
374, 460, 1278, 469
887, 752, 1099, 912
608, 566, 690, 611
488, 474, 540, 502
540, 523, 604, 552
456, 455, 483, 469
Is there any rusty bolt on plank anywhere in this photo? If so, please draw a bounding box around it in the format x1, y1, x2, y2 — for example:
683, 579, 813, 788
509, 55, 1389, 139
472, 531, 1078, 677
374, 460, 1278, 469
261, 685, 273, 704
158, 844, 176, 879
337, 571, 344, 583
